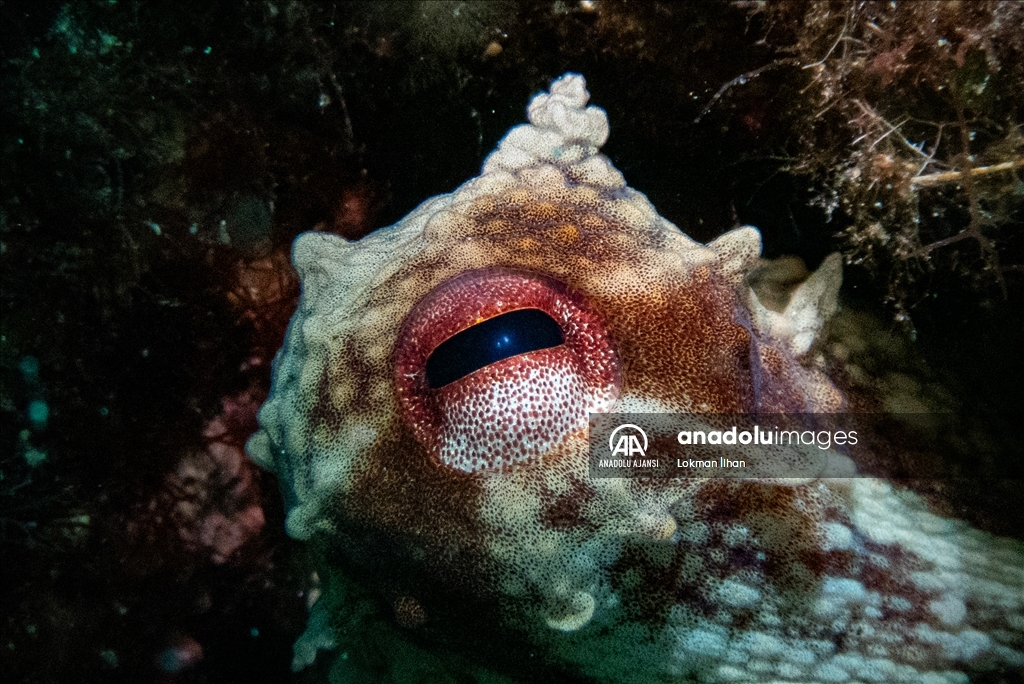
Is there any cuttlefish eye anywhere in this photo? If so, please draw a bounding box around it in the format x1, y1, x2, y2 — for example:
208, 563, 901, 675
394, 269, 620, 472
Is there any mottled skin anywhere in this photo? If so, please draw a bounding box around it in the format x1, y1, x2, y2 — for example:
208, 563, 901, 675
248, 75, 1024, 683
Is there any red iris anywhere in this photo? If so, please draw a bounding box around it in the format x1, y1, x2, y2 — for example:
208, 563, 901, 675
394, 268, 620, 472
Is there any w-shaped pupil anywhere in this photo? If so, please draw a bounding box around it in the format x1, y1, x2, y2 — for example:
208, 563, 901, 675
425, 309, 565, 389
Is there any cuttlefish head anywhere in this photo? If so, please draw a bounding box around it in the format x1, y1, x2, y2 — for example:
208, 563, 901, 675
247, 75, 1023, 682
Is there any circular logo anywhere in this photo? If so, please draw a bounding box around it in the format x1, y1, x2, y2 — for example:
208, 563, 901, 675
608, 423, 648, 456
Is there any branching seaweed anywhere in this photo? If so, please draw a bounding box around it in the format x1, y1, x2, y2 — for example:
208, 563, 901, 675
759, 0, 1023, 323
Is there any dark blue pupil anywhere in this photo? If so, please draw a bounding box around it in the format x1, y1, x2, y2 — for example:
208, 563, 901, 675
425, 309, 565, 389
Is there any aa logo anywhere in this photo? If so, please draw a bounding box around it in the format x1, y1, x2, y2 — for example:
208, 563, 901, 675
609, 424, 648, 458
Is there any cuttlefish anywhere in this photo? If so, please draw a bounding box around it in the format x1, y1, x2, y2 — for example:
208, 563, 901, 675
247, 74, 1023, 683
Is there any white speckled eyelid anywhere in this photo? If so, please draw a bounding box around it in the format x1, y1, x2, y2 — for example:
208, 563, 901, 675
248, 74, 1024, 682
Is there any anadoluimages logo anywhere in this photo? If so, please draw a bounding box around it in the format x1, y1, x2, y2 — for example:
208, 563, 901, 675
608, 424, 648, 457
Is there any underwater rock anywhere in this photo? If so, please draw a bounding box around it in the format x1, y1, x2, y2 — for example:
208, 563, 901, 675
247, 74, 1023, 682
166, 390, 266, 565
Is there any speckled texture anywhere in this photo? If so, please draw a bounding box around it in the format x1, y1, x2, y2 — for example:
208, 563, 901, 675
248, 74, 1024, 683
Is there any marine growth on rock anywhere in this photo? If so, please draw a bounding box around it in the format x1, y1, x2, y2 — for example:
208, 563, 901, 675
247, 74, 1024, 683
